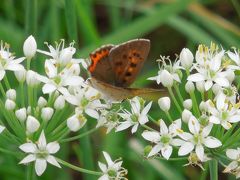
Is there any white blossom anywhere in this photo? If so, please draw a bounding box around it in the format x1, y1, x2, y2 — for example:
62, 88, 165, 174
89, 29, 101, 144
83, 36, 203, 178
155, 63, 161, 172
142, 119, 182, 159
15, 108, 27, 122
179, 48, 194, 69
23, 35, 37, 58
158, 97, 171, 112
19, 131, 61, 176
98, 151, 127, 180
178, 116, 222, 161
116, 97, 152, 133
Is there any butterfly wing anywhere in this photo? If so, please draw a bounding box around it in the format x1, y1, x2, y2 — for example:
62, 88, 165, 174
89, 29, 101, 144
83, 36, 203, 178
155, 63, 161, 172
88, 77, 167, 102
109, 39, 150, 87
88, 45, 115, 85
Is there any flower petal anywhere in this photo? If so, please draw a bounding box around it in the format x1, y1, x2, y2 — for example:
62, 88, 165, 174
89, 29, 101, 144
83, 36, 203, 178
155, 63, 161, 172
19, 154, 36, 164
226, 149, 239, 160
161, 145, 172, 160
196, 144, 204, 161
19, 143, 37, 153
46, 142, 60, 154
148, 144, 162, 157
42, 83, 57, 94
187, 73, 205, 82
142, 131, 160, 142
46, 155, 61, 168
178, 142, 194, 156
35, 159, 47, 176
203, 136, 222, 148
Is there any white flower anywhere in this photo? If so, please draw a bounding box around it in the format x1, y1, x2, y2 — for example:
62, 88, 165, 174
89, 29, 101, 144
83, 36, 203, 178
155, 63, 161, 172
207, 100, 240, 130
178, 116, 222, 161
223, 148, 240, 178
23, 35, 37, 58
98, 151, 127, 180
181, 109, 192, 123
5, 99, 16, 110
185, 81, 195, 93
148, 57, 181, 86
96, 110, 120, 134
26, 70, 40, 87
0, 42, 25, 81
38, 97, 47, 108
19, 131, 61, 176
54, 95, 65, 110
67, 113, 87, 132
183, 99, 192, 110
15, 108, 27, 122
26, 116, 40, 133
116, 97, 152, 133
36, 60, 84, 95
142, 119, 182, 159
227, 49, 240, 67
37, 40, 87, 69
196, 81, 205, 93
158, 97, 170, 112
179, 48, 194, 69
41, 107, 54, 121
65, 86, 104, 119
14, 69, 26, 82
188, 47, 229, 91
6, 89, 16, 101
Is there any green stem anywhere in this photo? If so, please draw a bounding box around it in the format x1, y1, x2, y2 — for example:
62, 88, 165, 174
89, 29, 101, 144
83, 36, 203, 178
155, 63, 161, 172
147, 115, 159, 126
173, 83, 184, 104
79, 125, 95, 180
4, 76, 11, 90
165, 111, 173, 122
60, 128, 98, 143
56, 158, 102, 176
167, 87, 182, 114
190, 91, 201, 117
142, 124, 155, 131
0, 83, 6, 97
20, 82, 25, 107
209, 159, 218, 180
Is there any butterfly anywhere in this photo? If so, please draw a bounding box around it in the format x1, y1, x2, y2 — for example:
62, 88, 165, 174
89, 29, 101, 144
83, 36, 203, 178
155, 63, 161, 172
88, 39, 167, 102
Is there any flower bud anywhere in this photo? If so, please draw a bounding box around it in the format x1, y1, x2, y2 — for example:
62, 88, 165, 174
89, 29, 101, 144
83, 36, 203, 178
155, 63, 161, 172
26, 70, 40, 87
59, 47, 76, 66
6, 89, 16, 101
212, 84, 221, 95
67, 114, 87, 132
54, 95, 65, 110
27, 106, 31, 115
38, 97, 47, 108
199, 101, 208, 112
23, 35, 37, 58
160, 70, 173, 87
14, 69, 26, 82
185, 81, 195, 93
182, 109, 192, 123
196, 81, 205, 93
26, 116, 40, 133
15, 108, 27, 122
5, 99, 16, 110
41, 107, 54, 121
71, 63, 80, 76
225, 70, 235, 83
179, 48, 194, 69
158, 97, 171, 112
183, 99, 192, 110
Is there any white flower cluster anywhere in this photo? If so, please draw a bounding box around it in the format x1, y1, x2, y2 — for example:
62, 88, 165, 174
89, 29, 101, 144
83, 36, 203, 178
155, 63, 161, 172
0, 36, 127, 179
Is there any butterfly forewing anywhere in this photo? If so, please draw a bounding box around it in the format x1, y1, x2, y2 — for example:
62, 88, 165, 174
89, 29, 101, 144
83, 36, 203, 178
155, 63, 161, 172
88, 45, 115, 84
109, 39, 150, 87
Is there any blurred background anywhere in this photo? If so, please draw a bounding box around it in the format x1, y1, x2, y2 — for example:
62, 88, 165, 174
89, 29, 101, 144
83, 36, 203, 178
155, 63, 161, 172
0, 0, 239, 179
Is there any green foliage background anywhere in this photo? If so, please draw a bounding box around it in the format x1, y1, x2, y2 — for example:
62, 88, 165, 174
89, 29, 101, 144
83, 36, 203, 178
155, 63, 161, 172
0, 0, 239, 179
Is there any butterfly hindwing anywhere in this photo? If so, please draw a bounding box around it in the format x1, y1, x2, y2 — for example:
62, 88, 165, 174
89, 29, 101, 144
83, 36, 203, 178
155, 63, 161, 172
109, 39, 150, 87
89, 45, 115, 84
